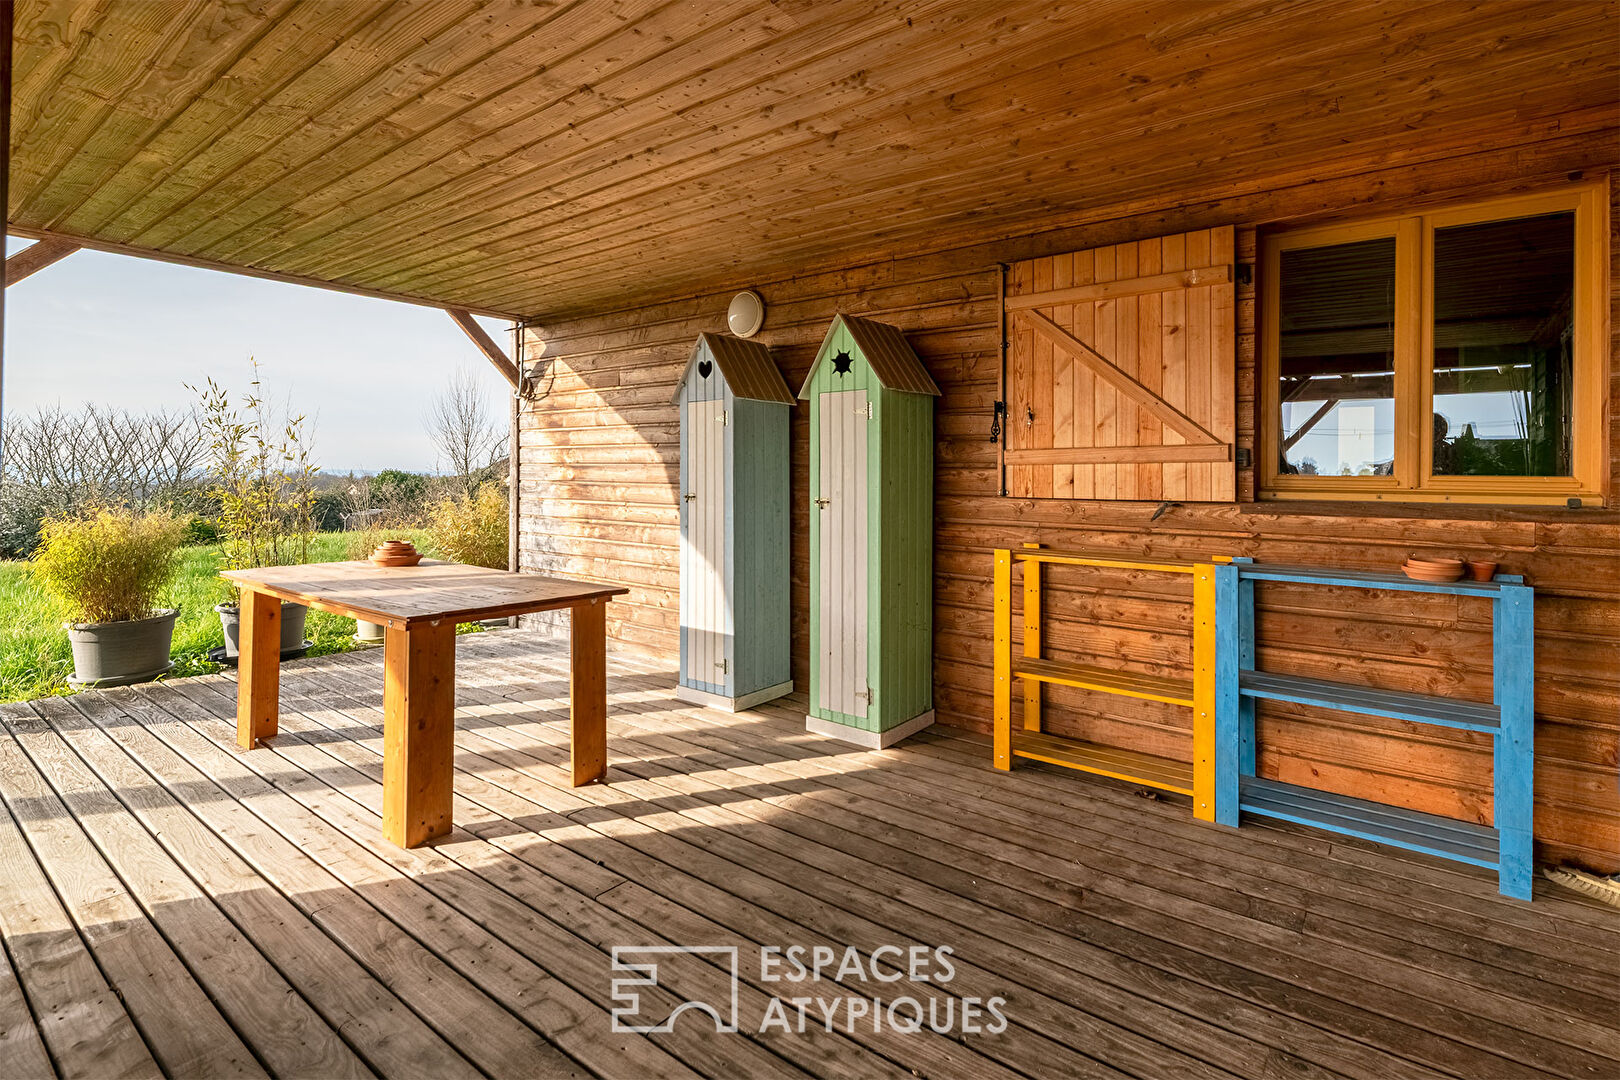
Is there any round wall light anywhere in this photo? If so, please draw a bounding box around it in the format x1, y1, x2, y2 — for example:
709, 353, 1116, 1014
727, 290, 765, 337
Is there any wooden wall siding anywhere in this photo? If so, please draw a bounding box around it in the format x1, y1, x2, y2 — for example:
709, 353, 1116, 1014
519, 145, 1618, 872
1005, 227, 1236, 501
9, 2, 1616, 319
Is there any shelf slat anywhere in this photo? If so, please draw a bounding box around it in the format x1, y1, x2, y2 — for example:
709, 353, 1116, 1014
1236, 564, 1522, 597
1012, 731, 1194, 795
1240, 777, 1500, 868
1014, 658, 1194, 706
1013, 546, 1200, 574
1240, 671, 1501, 733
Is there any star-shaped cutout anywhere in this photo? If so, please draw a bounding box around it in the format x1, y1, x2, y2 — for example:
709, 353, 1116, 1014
831, 350, 854, 376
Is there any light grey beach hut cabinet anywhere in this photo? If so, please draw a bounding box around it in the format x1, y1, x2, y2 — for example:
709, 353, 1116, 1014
675, 332, 796, 711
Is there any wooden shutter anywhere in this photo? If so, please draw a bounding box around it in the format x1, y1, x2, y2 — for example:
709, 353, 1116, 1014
1004, 226, 1236, 501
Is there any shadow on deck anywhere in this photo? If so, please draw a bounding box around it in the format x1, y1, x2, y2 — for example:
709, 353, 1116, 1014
0, 630, 1614, 1079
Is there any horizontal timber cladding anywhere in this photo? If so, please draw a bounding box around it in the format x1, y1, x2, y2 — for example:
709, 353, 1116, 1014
518, 140, 1619, 873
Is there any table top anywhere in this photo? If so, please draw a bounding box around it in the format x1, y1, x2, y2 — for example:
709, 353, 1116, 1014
222, 560, 628, 627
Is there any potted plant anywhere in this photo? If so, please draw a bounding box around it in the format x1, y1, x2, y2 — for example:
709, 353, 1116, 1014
32, 507, 186, 687
193, 365, 318, 659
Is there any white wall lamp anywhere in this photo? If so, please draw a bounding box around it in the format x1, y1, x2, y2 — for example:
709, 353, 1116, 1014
727, 290, 765, 337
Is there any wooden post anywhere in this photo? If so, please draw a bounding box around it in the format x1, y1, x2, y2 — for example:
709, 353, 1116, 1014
1021, 543, 1042, 732
1191, 564, 1217, 821
236, 589, 281, 749
0, 0, 11, 469
570, 599, 607, 786
992, 549, 1012, 769
1494, 585, 1534, 900
382, 619, 457, 848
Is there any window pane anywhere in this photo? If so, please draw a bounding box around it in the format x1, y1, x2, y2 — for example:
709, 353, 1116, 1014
1432, 211, 1574, 477
1277, 238, 1396, 477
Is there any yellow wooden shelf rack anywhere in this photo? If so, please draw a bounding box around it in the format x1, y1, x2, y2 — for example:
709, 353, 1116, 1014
992, 544, 1218, 820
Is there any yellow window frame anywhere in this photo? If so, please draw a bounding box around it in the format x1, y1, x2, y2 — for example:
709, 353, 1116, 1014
1260, 180, 1609, 507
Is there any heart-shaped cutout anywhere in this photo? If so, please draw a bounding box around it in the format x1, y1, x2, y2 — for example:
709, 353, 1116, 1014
697, 359, 713, 379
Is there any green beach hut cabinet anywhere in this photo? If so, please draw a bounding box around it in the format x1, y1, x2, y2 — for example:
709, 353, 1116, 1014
798, 315, 940, 747
674, 332, 796, 711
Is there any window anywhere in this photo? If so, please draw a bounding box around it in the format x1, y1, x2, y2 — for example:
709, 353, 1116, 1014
1261, 183, 1607, 505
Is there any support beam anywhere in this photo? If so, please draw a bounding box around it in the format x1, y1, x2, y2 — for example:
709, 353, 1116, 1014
5, 238, 80, 286
448, 308, 519, 388
4, 225, 517, 320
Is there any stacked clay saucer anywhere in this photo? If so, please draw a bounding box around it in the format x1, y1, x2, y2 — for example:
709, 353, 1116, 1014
369, 539, 423, 567
1402, 555, 1464, 582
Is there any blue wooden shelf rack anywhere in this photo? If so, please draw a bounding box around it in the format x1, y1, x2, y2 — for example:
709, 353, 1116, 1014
1213, 560, 1535, 900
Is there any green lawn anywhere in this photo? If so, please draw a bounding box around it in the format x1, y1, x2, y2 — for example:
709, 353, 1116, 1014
0, 530, 443, 703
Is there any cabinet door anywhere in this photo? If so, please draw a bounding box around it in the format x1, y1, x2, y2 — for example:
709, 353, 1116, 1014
816, 389, 869, 718
681, 398, 730, 690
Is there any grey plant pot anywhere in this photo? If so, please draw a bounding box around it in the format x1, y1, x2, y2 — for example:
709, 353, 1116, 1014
354, 619, 386, 644
216, 601, 310, 659
65, 608, 179, 688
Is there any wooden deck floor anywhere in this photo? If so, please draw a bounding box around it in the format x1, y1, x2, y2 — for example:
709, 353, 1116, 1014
0, 631, 1616, 1080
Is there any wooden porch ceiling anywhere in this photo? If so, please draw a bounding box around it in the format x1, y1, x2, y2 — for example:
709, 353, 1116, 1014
9, 0, 1616, 322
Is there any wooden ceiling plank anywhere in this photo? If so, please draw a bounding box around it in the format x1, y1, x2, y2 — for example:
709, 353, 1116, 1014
126, 0, 672, 255
54, 1, 393, 238
442, 32, 1612, 289
305, 0, 1167, 286
212, 0, 792, 267
227, 0, 914, 273
509, 127, 1606, 326
8, 0, 220, 222
7, 0, 1613, 319
370, 2, 1608, 300
5, 237, 80, 286
439, 82, 1616, 313
23, 1, 297, 231
279, 0, 1078, 283
8, 0, 114, 171
91, 1, 515, 246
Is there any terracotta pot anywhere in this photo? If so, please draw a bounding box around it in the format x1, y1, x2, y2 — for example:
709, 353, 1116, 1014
370, 539, 422, 567
1466, 560, 1499, 582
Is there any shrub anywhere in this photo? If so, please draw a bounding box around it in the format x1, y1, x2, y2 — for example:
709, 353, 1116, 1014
32, 508, 186, 625
191, 364, 317, 599
425, 483, 508, 569
311, 489, 348, 532
180, 515, 222, 546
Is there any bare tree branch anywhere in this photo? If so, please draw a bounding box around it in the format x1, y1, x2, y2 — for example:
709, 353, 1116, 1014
425, 368, 504, 494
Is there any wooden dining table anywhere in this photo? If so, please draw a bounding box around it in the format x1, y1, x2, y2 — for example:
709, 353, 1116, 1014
222, 560, 628, 848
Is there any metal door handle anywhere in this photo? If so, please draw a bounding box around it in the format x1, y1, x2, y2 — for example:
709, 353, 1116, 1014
814, 497, 830, 509
683, 493, 697, 502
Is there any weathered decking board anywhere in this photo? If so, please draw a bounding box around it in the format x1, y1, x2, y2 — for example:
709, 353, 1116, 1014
0, 632, 1614, 1080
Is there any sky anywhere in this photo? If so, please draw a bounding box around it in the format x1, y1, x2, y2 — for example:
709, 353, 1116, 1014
3, 237, 513, 474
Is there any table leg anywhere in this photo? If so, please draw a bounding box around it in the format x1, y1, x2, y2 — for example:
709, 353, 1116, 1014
237, 589, 280, 749
382, 619, 456, 848
571, 599, 607, 786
